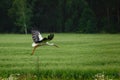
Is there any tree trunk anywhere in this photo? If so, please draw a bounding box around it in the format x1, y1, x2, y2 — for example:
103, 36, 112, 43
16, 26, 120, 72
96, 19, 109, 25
107, 7, 110, 31
117, 7, 120, 32
117, 8, 119, 25
23, 11, 27, 34
24, 23, 27, 34
62, 0, 66, 32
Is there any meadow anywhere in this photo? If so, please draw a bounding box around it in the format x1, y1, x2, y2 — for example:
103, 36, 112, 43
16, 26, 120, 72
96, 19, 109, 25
0, 34, 120, 80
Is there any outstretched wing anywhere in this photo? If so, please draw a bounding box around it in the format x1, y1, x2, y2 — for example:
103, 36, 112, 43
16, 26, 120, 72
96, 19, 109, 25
31, 30, 43, 43
40, 33, 54, 42
48, 33, 54, 40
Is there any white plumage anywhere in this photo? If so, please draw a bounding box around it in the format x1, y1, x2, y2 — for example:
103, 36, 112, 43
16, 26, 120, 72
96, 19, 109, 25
32, 42, 38, 47
31, 30, 58, 55
38, 32, 43, 41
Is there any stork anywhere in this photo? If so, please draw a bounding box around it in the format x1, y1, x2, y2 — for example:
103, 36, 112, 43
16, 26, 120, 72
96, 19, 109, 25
31, 30, 58, 55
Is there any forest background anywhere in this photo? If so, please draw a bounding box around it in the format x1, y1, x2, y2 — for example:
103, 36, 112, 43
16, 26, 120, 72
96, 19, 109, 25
0, 0, 120, 34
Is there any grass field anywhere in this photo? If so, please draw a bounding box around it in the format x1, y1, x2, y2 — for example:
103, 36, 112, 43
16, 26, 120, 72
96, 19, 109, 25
0, 34, 120, 80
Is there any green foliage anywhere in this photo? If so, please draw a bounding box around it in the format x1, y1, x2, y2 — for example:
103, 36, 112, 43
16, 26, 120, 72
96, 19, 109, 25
0, 0, 13, 33
65, 18, 73, 32
8, 0, 33, 33
0, 34, 120, 79
78, 7, 97, 33
0, 0, 120, 33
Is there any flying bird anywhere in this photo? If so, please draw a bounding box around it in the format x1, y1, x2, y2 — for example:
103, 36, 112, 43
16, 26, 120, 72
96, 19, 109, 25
31, 30, 58, 55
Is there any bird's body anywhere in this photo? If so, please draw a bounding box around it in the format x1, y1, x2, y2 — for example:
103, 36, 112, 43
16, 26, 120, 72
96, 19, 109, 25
31, 30, 58, 55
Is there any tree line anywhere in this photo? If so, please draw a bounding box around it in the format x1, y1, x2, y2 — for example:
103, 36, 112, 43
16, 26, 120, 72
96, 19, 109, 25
0, 0, 120, 33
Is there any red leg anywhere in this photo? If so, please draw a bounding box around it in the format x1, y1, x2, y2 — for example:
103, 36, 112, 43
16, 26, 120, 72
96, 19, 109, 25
54, 44, 59, 48
31, 45, 38, 55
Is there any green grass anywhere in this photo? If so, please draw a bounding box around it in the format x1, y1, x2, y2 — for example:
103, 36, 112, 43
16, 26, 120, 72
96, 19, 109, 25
0, 34, 120, 79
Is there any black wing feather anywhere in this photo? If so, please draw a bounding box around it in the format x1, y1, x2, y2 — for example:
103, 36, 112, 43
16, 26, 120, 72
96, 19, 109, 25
40, 34, 54, 42
31, 30, 41, 43
48, 34, 54, 40
32, 30, 54, 43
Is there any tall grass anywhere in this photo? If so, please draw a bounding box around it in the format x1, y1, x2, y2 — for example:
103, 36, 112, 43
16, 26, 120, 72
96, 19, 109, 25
0, 34, 120, 79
